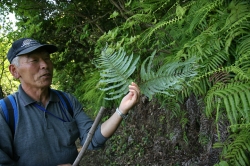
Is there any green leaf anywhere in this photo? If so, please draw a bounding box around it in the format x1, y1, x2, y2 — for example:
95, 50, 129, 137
96, 45, 139, 100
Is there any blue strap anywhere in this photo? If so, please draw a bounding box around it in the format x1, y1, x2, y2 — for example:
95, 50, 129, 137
52, 89, 73, 117
53, 90, 68, 108
0, 98, 9, 123
33, 103, 69, 122
8, 95, 18, 131
61, 92, 73, 111
0, 95, 17, 136
0, 95, 20, 161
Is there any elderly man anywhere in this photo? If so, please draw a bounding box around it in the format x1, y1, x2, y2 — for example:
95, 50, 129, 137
0, 38, 140, 166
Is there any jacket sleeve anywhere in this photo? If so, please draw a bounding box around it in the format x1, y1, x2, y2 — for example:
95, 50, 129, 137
66, 94, 108, 150
76, 112, 108, 150
0, 109, 16, 166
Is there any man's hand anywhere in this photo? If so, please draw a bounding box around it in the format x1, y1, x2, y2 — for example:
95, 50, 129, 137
118, 82, 140, 114
100, 82, 140, 138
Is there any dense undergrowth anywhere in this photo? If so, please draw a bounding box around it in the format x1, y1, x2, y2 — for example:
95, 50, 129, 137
80, 94, 229, 165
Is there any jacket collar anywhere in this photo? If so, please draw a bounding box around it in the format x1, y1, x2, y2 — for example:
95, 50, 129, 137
17, 85, 59, 106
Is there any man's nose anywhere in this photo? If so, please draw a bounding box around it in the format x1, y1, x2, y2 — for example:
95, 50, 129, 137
39, 59, 49, 68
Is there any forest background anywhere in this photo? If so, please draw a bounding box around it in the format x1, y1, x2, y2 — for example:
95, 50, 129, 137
1, 0, 250, 165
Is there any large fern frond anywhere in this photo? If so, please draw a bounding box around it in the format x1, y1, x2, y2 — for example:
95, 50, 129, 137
214, 128, 250, 166
187, 0, 224, 33
223, 1, 250, 53
140, 50, 198, 99
205, 82, 250, 131
176, 23, 229, 72
235, 35, 250, 59
234, 35, 250, 78
139, 16, 183, 46
95, 45, 139, 100
181, 68, 232, 99
124, 13, 154, 29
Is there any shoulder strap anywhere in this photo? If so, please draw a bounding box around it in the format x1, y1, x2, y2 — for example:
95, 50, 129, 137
0, 95, 18, 137
0, 95, 20, 161
52, 89, 74, 117
0, 90, 73, 134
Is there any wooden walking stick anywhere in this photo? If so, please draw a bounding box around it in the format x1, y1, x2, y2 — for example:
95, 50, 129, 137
72, 107, 106, 166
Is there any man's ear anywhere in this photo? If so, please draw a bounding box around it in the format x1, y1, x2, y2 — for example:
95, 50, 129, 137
9, 64, 20, 79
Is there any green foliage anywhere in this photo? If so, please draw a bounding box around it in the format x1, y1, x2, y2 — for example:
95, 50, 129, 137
214, 128, 250, 165
96, 45, 139, 100
140, 51, 197, 99
0, 37, 19, 96
214, 161, 230, 166
95, 47, 198, 100
205, 82, 250, 131
72, 70, 108, 115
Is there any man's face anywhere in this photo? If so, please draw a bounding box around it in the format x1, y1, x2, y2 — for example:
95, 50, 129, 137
14, 49, 54, 89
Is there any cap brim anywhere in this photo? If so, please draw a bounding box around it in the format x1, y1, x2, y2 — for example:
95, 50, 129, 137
16, 44, 58, 56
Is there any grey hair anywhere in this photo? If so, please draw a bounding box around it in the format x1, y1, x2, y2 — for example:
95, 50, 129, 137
11, 56, 20, 66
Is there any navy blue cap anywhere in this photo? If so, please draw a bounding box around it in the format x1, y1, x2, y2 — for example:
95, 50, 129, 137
7, 38, 58, 63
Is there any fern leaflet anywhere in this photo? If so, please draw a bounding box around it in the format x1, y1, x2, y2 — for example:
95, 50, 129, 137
96, 45, 139, 100
140, 50, 198, 99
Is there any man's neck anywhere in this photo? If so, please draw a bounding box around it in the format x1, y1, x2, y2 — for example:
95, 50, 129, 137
21, 85, 50, 107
